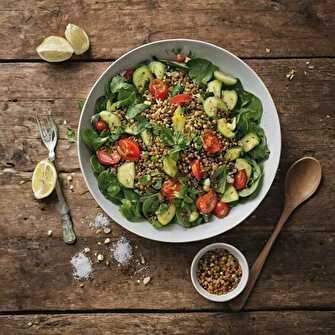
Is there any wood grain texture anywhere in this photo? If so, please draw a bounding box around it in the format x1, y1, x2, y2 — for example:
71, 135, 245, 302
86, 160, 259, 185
0, 217, 334, 311
0, 0, 335, 60
1, 312, 335, 335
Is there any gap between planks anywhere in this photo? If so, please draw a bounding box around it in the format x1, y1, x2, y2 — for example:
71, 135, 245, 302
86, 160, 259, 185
1, 306, 335, 316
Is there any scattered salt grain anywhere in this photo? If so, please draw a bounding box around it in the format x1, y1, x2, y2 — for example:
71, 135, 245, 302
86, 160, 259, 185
71, 252, 93, 280
97, 254, 104, 262
265, 48, 271, 53
111, 237, 133, 266
104, 238, 111, 245
143, 276, 151, 285
69, 185, 74, 191
67, 175, 73, 182
308, 64, 314, 70
47, 230, 53, 237
27, 322, 33, 327
84, 247, 90, 254
286, 69, 296, 81
63, 120, 67, 125
93, 212, 111, 229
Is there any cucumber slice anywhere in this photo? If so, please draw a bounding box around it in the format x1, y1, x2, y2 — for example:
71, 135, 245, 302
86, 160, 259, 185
189, 211, 199, 222
156, 203, 176, 225
239, 162, 262, 197
163, 157, 177, 177
117, 162, 135, 188
140, 129, 152, 147
207, 79, 222, 98
214, 70, 237, 86
238, 132, 260, 152
239, 178, 261, 197
132, 65, 153, 93
235, 158, 252, 179
221, 184, 239, 203
224, 146, 242, 161
222, 90, 238, 110
217, 118, 236, 138
99, 111, 121, 129
149, 61, 166, 79
203, 97, 228, 117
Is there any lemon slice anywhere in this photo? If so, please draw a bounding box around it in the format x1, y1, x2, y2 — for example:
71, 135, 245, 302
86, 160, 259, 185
36, 36, 73, 62
32, 159, 57, 199
64, 23, 90, 55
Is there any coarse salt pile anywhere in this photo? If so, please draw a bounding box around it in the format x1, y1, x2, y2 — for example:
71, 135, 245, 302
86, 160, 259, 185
93, 212, 111, 229
70, 252, 93, 280
111, 237, 133, 266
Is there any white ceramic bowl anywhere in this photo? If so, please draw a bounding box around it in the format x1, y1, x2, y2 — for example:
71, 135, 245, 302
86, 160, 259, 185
77, 39, 281, 243
190, 243, 249, 302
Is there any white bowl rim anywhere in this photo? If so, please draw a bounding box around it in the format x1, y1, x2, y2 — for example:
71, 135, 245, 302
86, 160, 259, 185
77, 38, 281, 243
190, 242, 249, 302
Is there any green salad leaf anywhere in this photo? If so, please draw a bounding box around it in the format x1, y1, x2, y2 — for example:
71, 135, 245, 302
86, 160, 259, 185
80, 128, 108, 151
126, 103, 150, 120
120, 189, 142, 221
187, 58, 218, 84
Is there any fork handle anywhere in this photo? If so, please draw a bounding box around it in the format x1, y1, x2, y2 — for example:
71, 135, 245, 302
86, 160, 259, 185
61, 212, 77, 245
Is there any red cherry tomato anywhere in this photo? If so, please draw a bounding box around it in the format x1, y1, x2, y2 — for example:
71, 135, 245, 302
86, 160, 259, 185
123, 68, 134, 81
191, 159, 203, 180
234, 169, 248, 190
96, 147, 121, 166
196, 190, 218, 214
117, 138, 141, 161
214, 201, 230, 218
170, 93, 192, 105
161, 179, 181, 200
202, 130, 222, 153
176, 54, 186, 62
149, 79, 169, 100
95, 119, 107, 132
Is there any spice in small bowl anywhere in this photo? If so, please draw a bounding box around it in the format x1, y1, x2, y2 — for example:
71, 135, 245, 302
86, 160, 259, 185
197, 249, 242, 295
191, 243, 249, 302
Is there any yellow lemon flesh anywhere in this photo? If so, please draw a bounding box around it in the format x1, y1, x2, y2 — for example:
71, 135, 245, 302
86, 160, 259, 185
32, 159, 57, 199
64, 23, 90, 55
36, 36, 73, 62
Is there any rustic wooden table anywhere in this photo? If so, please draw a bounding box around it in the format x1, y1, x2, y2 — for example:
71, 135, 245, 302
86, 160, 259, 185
1, 1, 335, 334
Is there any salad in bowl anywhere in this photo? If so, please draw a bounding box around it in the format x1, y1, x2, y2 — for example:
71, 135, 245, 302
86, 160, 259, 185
80, 53, 270, 229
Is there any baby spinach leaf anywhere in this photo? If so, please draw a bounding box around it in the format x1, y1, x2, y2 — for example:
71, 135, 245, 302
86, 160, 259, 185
95, 96, 107, 113
171, 83, 183, 96
80, 128, 108, 151
156, 202, 169, 215
126, 103, 150, 120
157, 58, 189, 70
142, 194, 160, 218
90, 155, 105, 175
187, 58, 218, 84
120, 189, 142, 221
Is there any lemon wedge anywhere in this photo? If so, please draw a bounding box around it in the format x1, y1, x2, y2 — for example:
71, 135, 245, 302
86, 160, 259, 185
36, 36, 73, 62
64, 23, 90, 55
32, 159, 57, 199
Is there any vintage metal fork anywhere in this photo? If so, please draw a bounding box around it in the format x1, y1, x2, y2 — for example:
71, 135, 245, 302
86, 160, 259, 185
35, 115, 76, 244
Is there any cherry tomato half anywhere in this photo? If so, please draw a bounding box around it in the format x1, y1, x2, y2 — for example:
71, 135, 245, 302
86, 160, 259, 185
176, 54, 186, 63
123, 68, 134, 81
196, 190, 218, 214
191, 159, 203, 180
96, 147, 121, 166
117, 138, 141, 161
202, 130, 222, 153
214, 201, 230, 218
161, 179, 181, 200
234, 169, 248, 190
170, 93, 192, 105
95, 119, 107, 132
149, 79, 169, 100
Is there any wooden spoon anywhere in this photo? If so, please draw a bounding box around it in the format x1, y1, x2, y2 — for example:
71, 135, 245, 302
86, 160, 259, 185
228, 157, 322, 312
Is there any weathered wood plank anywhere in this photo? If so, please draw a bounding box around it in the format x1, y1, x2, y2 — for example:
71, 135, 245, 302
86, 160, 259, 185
0, 226, 334, 311
0, 0, 335, 59
1, 312, 335, 335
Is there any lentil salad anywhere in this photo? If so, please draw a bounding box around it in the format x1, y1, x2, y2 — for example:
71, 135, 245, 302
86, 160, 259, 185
81, 53, 270, 228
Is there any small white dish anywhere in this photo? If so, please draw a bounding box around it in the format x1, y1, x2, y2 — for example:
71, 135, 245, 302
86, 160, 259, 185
190, 243, 249, 302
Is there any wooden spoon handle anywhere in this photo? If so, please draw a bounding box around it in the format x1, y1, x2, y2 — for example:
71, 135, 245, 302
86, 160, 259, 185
228, 206, 293, 311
